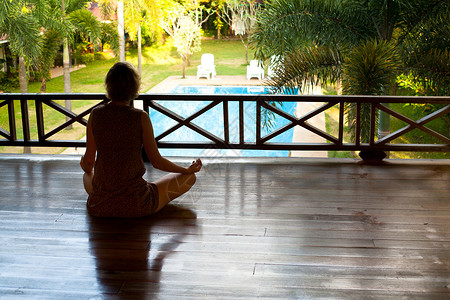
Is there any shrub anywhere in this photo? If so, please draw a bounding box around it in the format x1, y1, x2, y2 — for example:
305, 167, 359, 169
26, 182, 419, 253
79, 53, 95, 64
94, 52, 108, 60
0, 71, 19, 92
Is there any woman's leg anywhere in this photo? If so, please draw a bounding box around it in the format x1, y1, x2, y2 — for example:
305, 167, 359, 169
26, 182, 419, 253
83, 172, 94, 195
153, 173, 196, 212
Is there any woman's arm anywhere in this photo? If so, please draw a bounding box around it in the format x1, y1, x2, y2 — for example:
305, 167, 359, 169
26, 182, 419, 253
141, 111, 202, 174
80, 113, 96, 173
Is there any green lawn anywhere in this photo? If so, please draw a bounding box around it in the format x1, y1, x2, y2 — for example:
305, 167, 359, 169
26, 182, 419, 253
19, 38, 252, 94
388, 103, 449, 159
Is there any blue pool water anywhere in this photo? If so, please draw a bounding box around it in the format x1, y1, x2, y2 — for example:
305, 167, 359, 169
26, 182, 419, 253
149, 86, 297, 157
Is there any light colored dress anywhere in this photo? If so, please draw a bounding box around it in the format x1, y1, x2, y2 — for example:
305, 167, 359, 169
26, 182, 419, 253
87, 103, 159, 217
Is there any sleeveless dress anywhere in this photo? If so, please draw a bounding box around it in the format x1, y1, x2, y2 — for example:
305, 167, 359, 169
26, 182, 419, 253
86, 103, 159, 217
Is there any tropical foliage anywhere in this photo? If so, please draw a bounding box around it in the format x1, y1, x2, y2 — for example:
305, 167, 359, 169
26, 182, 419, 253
0, 0, 43, 92
251, 0, 450, 142
96, 0, 160, 73
0, 0, 118, 93
0, 0, 42, 63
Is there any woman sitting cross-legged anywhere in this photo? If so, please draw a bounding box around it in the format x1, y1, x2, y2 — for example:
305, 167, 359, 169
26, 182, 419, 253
80, 62, 202, 217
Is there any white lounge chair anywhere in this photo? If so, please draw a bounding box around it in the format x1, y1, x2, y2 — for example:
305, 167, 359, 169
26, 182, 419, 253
247, 60, 264, 80
197, 53, 216, 79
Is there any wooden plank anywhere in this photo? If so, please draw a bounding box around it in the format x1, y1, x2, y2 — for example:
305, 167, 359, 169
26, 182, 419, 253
0, 155, 449, 298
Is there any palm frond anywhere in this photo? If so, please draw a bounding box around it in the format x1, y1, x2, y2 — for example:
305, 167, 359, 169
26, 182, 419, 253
266, 45, 343, 94
342, 39, 399, 95
44, 4, 67, 33
100, 22, 119, 54
251, 0, 376, 60
404, 49, 450, 96
2, 3, 42, 63
35, 29, 62, 79
29, 0, 51, 25
68, 8, 102, 43
64, 0, 91, 14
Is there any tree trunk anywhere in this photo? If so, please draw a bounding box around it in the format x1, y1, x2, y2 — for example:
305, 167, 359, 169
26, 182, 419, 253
239, 35, 248, 64
19, 56, 27, 93
19, 57, 31, 153
138, 25, 142, 75
245, 45, 248, 65
40, 77, 47, 93
336, 78, 342, 95
182, 56, 186, 79
63, 39, 71, 93
117, 0, 125, 62
6, 46, 13, 77
63, 39, 72, 129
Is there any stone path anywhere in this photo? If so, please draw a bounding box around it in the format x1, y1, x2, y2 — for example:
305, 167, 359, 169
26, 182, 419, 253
50, 64, 86, 78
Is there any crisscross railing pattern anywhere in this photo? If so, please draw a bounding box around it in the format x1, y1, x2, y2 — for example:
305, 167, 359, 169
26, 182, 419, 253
0, 99, 16, 141
375, 103, 450, 145
0, 93, 449, 154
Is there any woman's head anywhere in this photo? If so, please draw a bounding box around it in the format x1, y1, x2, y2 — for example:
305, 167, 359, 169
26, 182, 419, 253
105, 62, 140, 102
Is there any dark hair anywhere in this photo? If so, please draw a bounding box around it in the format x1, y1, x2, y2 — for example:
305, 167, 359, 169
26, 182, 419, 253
105, 62, 140, 102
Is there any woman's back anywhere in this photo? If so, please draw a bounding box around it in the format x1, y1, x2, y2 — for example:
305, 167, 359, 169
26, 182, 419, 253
92, 103, 145, 189
87, 103, 156, 217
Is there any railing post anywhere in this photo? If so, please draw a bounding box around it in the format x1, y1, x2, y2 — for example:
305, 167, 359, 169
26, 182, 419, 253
256, 99, 261, 145
20, 98, 31, 153
239, 100, 244, 145
338, 101, 344, 145
378, 103, 390, 157
8, 100, 16, 141
369, 103, 376, 146
355, 102, 361, 146
359, 102, 387, 162
35, 99, 45, 142
223, 101, 229, 144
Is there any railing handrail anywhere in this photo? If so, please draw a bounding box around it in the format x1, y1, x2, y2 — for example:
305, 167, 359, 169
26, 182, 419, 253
1, 93, 449, 157
1, 92, 449, 103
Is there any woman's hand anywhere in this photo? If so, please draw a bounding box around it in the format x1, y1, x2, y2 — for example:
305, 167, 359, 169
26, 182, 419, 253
186, 158, 202, 173
80, 155, 94, 174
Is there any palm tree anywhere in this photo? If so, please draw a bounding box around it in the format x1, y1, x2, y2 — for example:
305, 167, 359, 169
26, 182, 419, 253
397, 1, 450, 96
124, 0, 160, 75
0, 0, 46, 153
36, 1, 118, 93
97, 0, 160, 72
0, 0, 43, 93
46, 0, 118, 129
117, 0, 125, 62
251, 0, 450, 143
37, 29, 62, 93
59, 0, 107, 93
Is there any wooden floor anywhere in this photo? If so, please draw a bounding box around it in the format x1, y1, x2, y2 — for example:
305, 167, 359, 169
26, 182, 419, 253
0, 155, 449, 299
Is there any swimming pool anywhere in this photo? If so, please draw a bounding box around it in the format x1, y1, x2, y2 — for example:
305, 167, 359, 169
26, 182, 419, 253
149, 86, 297, 157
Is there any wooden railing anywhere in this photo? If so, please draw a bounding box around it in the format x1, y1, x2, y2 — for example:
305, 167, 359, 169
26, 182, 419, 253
0, 93, 449, 156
